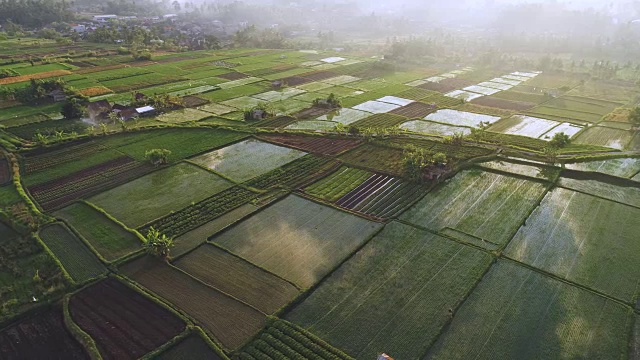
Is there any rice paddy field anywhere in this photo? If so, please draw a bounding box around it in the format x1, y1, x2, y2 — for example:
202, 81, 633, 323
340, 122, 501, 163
2, 42, 639, 359
400, 169, 548, 250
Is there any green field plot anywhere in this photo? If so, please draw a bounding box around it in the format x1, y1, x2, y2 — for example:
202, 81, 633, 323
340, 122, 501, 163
0, 184, 21, 207
271, 99, 312, 115
54, 202, 141, 261
89, 163, 233, 228
157, 108, 212, 123
316, 86, 361, 98
101, 73, 184, 92
175, 244, 299, 314
492, 90, 548, 104
286, 120, 337, 131
121, 256, 266, 350
339, 144, 405, 175
0, 103, 63, 122
305, 166, 372, 202
221, 96, 265, 110
157, 333, 224, 360
343, 79, 388, 92
505, 188, 640, 302
199, 84, 266, 102
574, 126, 634, 150
400, 169, 548, 249
172, 203, 260, 258
7, 118, 88, 141
198, 103, 236, 116
212, 195, 382, 288
297, 82, 333, 92
238, 319, 353, 360
189, 139, 307, 182
527, 106, 606, 124
558, 177, 640, 208
39, 223, 106, 283
420, 92, 464, 108
565, 158, 640, 178
217, 76, 262, 89
426, 260, 633, 360
545, 96, 620, 115
112, 128, 247, 162
568, 80, 640, 103
287, 222, 492, 359
86, 66, 153, 82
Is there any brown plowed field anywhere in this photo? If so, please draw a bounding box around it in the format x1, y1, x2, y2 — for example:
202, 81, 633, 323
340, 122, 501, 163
0, 307, 88, 359
69, 278, 185, 360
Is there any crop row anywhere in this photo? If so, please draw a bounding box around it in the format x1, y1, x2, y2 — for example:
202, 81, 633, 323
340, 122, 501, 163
238, 320, 353, 360
29, 157, 153, 211
246, 155, 337, 190
351, 113, 408, 128
421, 92, 464, 108
305, 166, 373, 202
256, 116, 299, 129
139, 186, 256, 237
335, 174, 425, 219
472, 97, 535, 111
101, 73, 184, 93
23, 141, 104, 174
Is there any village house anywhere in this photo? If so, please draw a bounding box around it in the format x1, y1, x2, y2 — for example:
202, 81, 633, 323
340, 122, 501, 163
87, 100, 112, 121
48, 89, 66, 102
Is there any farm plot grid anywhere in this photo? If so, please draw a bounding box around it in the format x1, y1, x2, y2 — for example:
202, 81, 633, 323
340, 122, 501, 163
211, 194, 383, 288
70, 278, 186, 360
425, 260, 633, 360
286, 222, 493, 360
505, 187, 640, 302
89, 163, 233, 228
188, 139, 307, 183
121, 256, 266, 351
174, 244, 300, 314
400, 169, 548, 250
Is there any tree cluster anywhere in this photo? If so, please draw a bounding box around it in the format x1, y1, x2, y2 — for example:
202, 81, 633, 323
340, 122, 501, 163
0, 0, 73, 28
403, 145, 448, 182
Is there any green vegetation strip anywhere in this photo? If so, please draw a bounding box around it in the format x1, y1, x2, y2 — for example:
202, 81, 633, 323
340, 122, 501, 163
238, 319, 353, 360
305, 166, 373, 202
55, 202, 142, 262
140, 186, 256, 238
38, 223, 106, 284
245, 155, 337, 191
